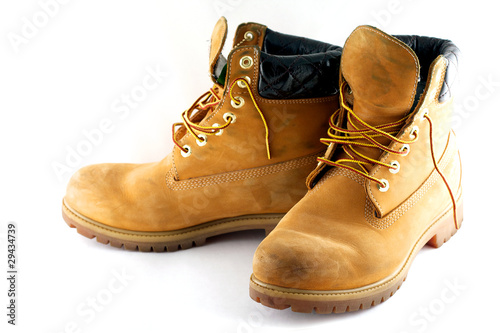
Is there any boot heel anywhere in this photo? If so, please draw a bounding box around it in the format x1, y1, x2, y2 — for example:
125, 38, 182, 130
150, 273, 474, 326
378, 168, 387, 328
426, 199, 464, 248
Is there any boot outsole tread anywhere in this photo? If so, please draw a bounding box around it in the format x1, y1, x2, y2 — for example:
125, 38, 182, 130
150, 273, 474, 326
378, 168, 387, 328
63, 201, 281, 252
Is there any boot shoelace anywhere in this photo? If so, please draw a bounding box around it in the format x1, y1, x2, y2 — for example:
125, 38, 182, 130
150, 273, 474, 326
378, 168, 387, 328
318, 82, 458, 229
172, 78, 271, 159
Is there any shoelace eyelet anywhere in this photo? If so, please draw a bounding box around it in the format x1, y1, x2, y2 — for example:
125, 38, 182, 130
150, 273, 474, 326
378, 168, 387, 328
180, 145, 191, 157
172, 78, 271, 160
240, 56, 253, 69
231, 96, 245, 109
389, 160, 400, 174
223, 112, 236, 124
420, 108, 429, 121
196, 134, 207, 147
244, 31, 254, 41
409, 126, 419, 140
377, 179, 390, 192
237, 76, 251, 88
212, 123, 223, 136
399, 144, 410, 156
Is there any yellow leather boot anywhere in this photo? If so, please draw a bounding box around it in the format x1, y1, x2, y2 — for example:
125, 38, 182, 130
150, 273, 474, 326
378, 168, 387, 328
250, 25, 463, 313
62, 17, 342, 252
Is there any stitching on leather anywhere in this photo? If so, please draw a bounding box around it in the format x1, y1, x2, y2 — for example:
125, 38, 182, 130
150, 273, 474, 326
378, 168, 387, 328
216, 42, 333, 117
256, 96, 337, 104
365, 136, 455, 229
367, 170, 383, 215
435, 59, 447, 103
204, 47, 258, 124
171, 150, 179, 180
166, 152, 321, 191
370, 80, 448, 219
343, 26, 420, 215
309, 167, 364, 195
369, 108, 421, 215
252, 48, 260, 99
250, 195, 460, 297
178, 59, 242, 145
370, 49, 446, 205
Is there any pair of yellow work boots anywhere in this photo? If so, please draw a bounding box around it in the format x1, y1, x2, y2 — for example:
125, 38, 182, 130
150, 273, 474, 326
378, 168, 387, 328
62, 17, 463, 313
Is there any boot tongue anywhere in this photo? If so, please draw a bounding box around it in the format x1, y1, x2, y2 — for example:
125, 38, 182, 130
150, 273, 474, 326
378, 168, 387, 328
340, 26, 420, 161
209, 17, 228, 84
342, 25, 420, 127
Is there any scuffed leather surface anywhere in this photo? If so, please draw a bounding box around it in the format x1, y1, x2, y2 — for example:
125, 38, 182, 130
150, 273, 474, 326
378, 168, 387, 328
253, 56, 463, 291
258, 29, 342, 99
339, 26, 420, 162
395, 35, 461, 102
253, 141, 461, 290
368, 57, 455, 216
65, 153, 318, 232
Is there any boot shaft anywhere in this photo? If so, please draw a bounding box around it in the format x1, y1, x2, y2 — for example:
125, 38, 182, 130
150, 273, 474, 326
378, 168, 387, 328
308, 26, 461, 217
368, 54, 461, 217
174, 20, 342, 180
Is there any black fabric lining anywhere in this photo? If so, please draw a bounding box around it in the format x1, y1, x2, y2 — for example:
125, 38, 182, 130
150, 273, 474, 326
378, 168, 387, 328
394, 35, 461, 103
258, 29, 342, 99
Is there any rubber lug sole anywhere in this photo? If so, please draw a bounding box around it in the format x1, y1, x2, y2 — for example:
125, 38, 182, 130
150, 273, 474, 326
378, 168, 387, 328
62, 200, 282, 252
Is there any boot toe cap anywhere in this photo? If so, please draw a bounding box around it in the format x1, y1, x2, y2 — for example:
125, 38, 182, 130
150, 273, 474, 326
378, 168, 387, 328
64, 163, 132, 228
252, 229, 345, 290
252, 227, 384, 291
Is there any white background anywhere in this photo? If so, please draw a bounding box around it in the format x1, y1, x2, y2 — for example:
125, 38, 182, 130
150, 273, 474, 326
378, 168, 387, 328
1, 0, 499, 332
